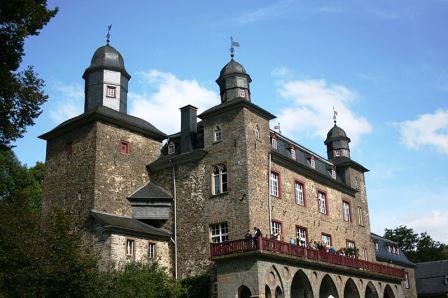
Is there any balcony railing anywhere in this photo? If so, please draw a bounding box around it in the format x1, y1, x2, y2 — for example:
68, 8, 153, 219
210, 238, 405, 279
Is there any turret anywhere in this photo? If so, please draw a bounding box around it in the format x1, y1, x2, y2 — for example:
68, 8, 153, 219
216, 59, 252, 103
324, 124, 351, 160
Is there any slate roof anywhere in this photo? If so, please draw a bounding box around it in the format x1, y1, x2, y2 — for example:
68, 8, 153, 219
415, 260, 448, 296
219, 59, 247, 77
39, 106, 167, 141
371, 233, 415, 268
83, 45, 130, 79
198, 98, 276, 120
90, 210, 171, 239
325, 124, 350, 144
128, 181, 173, 201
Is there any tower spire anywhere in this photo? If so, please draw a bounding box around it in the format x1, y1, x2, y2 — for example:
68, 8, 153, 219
333, 106, 338, 124
106, 25, 112, 45
230, 36, 240, 59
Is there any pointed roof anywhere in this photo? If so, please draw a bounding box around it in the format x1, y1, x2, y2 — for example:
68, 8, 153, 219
128, 181, 173, 201
82, 44, 130, 79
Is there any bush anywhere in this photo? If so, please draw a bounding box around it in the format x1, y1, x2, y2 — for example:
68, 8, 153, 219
180, 273, 211, 298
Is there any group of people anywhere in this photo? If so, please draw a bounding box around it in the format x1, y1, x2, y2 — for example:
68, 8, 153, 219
304, 240, 347, 256
245, 227, 263, 239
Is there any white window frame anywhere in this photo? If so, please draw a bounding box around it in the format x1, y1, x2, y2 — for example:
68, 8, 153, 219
214, 126, 222, 142
290, 148, 296, 159
212, 165, 228, 195
342, 201, 351, 222
270, 172, 279, 197
404, 272, 410, 289
167, 142, 175, 154
294, 181, 304, 206
126, 239, 135, 256
271, 137, 278, 149
210, 222, 229, 243
310, 157, 316, 169
318, 191, 327, 214
296, 227, 307, 247
148, 242, 156, 259
322, 234, 332, 247
271, 221, 282, 240
238, 89, 246, 98
106, 85, 116, 98
346, 240, 355, 249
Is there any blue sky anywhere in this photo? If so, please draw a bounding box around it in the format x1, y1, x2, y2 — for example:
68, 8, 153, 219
13, 0, 448, 242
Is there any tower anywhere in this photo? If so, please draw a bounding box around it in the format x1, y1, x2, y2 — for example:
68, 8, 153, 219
324, 124, 351, 160
215, 59, 252, 103
82, 44, 131, 113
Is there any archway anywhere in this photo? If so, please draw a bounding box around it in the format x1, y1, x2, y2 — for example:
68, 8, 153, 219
238, 285, 252, 298
265, 285, 272, 298
290, 270, 313, 298
383, 284, 395, 298
319, 274, 339, 298
365, 282, 379, 298
343, 278, 360, 298
275, 286, 284, 298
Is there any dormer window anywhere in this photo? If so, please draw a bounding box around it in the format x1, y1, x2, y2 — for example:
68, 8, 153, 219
271, 137, 278, 149
290, 147, 296, 160
106, 85, 116, 98
214, 126, 222, 142
310, 156, 316, 169
168, 142, 175, 154
331, 167, 336, 179
255, 125, 260, 140
238, 89, 246, 98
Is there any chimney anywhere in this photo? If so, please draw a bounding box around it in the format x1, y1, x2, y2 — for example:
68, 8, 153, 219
180, 105, 197, 153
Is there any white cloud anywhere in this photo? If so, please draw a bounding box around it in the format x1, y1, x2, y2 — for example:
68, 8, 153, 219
49, 82, 83, 123
275, 79, 372, 147
129, 70, 219, 134
397, 109, 448, 154
271, 67, 293, 81
402, 211, 448, 243
234, 1, 293, 24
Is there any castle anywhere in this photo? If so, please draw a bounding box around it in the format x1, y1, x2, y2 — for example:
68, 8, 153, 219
40, 42, 417, 297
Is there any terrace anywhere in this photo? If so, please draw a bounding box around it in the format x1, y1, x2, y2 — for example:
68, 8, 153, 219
210, 238, 405, 280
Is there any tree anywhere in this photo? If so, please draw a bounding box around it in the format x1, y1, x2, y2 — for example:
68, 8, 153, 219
0, 0, 58, 149
384, 225, 448, 263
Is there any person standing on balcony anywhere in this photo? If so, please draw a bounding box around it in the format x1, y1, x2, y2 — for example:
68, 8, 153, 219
253, 227, 262, 238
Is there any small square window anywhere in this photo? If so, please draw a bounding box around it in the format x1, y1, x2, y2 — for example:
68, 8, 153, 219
321, 233, 332, 247
126, 239, 135, 256
238, 89, 246, 98
120, 141, 129, 155
106, 86, 116, 98
210, 222, 229, 243
168, 142, 175, 154
148, 243, 156, 259
346, 240, 355, 249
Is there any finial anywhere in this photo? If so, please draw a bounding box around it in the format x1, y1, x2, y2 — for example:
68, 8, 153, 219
106, 25, 112, 45
333, 106, 338, 124
274, 122, 281, 134
230, 36, 240, 59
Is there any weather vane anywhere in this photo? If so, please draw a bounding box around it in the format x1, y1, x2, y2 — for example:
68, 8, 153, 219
106, 25, 112, 45
230, 36, 240, 59
274, 122, 281, 134
333, 106, 338, 124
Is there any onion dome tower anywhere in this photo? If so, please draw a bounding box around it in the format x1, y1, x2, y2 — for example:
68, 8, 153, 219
216, 59, 252, 103
325, 123, 351, 160
82, 42, 131, 113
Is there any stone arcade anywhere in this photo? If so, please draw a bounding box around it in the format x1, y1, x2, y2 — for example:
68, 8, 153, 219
40, 42, 417, 297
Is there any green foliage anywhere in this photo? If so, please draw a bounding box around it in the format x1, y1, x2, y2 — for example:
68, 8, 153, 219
94, 261, 186, 298
384, 225, 448, 263
341, 247, 359, 259
0, 0, 58, 148
180, 273, 211, 298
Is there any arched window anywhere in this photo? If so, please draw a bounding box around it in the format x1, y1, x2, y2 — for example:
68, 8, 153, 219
214, 126, 222, 142
212, 164, 228, 195
168, 142, 175, 154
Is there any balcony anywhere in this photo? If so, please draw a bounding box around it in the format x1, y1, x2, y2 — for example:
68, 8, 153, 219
210, 238, 405, 280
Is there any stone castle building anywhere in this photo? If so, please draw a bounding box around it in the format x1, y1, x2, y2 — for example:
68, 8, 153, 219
40, 42, 417, 297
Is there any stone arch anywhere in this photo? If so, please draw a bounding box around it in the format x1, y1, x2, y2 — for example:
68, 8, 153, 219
238, 285, 252, 298
265, 285, 272, 298
275, 286, 284, 298
319, 274, 339, 298
365, 281, 379, 298
343, 278, 360, 298
290, 269, 313, 298
383, 284, 395, 298
271, 265, 285, 294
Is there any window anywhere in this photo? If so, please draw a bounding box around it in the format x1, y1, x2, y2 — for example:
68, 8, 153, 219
357, 207, 364, 226
210, 222, 229, 243
167, 142, 175, 154
310, 156, 316, 169
331, 168, 336, 179
342, 201, 351, 222
270, 172, 280, 197
296, 226, 307, 247
374, 241, 379, 251
387, 244, 392, 253
65, 141, 73, 156
255, 125, 260, 140
126, 239, 135, 256
294, 181, 304, 206
214, 126, 222, 142
148, 243, 156, 259
106, 85, 116, 98
120, 141, 129, 155
318, 191, 327, 214
271, 137, 278, 149
290, 147, 296, 159
363, 247, 368, 261
404, 272, 410, 289
212, 165, 228, 195
271, 221, 282, 240
238, 89, 246, 98
321, 233, 332, 247
346, 240, 355, 249
334, 149, 341, 157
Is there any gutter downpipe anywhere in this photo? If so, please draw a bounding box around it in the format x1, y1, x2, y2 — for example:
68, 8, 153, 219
268, 153, 272, 238
172, 165, 178, 280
